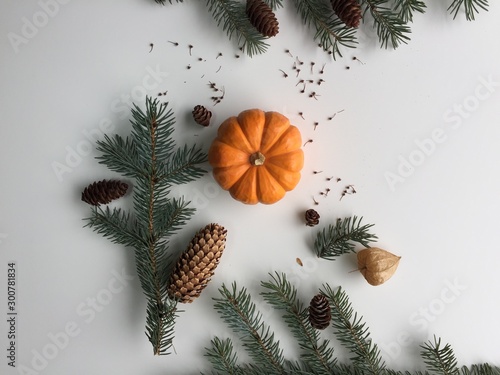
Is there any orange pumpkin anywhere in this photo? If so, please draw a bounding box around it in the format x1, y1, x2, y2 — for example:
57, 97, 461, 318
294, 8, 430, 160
208, 109, 304, 204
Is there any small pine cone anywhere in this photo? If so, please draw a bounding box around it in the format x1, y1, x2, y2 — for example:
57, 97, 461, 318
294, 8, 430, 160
192, 105, 212, 127
168, 223, 227, 303
305, 209, 320, 227
81, 179, 128, 206
246, 0, 279, 37
331, 0, 362, 28
309, 294, 331, 330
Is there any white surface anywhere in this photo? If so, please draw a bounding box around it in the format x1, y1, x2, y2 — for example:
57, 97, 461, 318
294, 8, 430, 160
1, 1, 500, 374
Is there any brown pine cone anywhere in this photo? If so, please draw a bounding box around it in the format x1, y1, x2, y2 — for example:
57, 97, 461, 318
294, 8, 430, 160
192, 105, 212, 127
168, 223, 227, 303
246, 0, 279, 37
305, 209, 320, 227
331, 0, 362, 28
81, 180, 128, 206
309, 294, 331, 330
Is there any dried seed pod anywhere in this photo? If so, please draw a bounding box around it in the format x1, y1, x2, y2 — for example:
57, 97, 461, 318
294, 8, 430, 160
357, 247, 401, 286
192, 105, 212, 127
309, 294, 331, 330
246, 0, 279, 37
81, 180, 128, 206
305, 209, 320, 227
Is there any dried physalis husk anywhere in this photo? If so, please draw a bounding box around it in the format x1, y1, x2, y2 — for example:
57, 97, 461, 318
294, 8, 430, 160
356, 247, 401, 286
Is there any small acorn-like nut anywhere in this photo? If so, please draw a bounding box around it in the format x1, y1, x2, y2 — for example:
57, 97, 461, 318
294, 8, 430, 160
357, 247, 401, 286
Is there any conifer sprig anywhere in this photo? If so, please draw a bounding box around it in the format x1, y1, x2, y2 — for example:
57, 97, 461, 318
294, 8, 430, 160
205, 0, 269, 57
264, 0, 284, 10
213, 283, 287, 374
84, 97, 207, 355
448, 0, 488, 21
393, 0, 426, 23
320, 284, 385, 374
361, 0, 411, 48
421, 336, 459, 375
260, 272, 337, 374
314, 216, 378, 260
292, 0, 357, 60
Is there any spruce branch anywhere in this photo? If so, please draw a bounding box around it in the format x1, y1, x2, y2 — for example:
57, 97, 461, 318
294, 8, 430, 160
204, 337, 242, 375
420, 336, 459, 375
205, 0, 270, 56
213, 282, 287, 374
84, 96, 207, 355
321, 284, 385, 374
448, 0, 488, 21
84, 206, 146, 249
393, 0, 426, 23
361, 0, 411, 48
314, 216, 377, 260
292, 0, 357, 60
260, 272, 337, 375
264, 0, 284, 10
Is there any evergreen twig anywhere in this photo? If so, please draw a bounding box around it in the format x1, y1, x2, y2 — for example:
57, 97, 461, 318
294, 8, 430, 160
292, 0, 357, 60
84, 97, 207, 355
314, 216, 377, 260
320, 284, 385, 375
264, 0, 284, 10
213, 282, 287, 374
393, 0, 426, 23
421, 336, 459, 375
205, 0, 269, 56
260, 272, 337, 375
361, 0, 411, 49
448, 0, 488, 21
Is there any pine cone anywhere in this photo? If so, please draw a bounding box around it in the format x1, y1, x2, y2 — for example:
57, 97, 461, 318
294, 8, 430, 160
246, 0, 279, 37
305, 209, 320, 227
168, 223, 227, 303
81, 180, 128, 206
331, 0, 362, 28
309, 294, 331, 330
192, 105, 212, 127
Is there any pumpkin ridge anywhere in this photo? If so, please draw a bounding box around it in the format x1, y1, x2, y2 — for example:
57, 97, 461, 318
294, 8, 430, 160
264, 125, 302, 157
260, 112, 292, 154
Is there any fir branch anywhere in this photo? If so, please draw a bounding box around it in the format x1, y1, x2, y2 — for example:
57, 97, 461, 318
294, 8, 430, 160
145, 297, 178, 356
205, 0, 269, 56
260, 272, 337, 375
160, 144, 208, 186
292, 0, 357, 60
85, 96, 206, 356
420, 336, 459, 375
460, 364, 500, 375
264, 0, 284, 10
204, 337, 242, 375
393, 0, 426, 23
84, 206, 147, 249
155, 0, 184, 5
321, 284, 385, 375
314, 216, 377, 260
213, 283, 287, 374
361, 0, 411, 49
95, 134, 144, 179
448, 0, 488, 21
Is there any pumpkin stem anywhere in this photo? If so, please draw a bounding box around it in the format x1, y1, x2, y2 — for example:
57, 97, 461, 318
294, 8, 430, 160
250, 151, 266, 166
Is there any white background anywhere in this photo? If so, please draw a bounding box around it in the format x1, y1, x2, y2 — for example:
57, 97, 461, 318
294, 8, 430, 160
1, 1, 500, 374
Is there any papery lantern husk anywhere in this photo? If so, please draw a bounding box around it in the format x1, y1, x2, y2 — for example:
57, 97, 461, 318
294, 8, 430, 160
356, 247, 401, 286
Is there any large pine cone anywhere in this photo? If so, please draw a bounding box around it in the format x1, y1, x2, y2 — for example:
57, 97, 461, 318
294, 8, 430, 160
246, 0, 279, 37
309, 294, 331, 330
192, 105, 212, 127
331, 0, 362, 28
81, 180, 128, 206
168, 223, 227, 303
